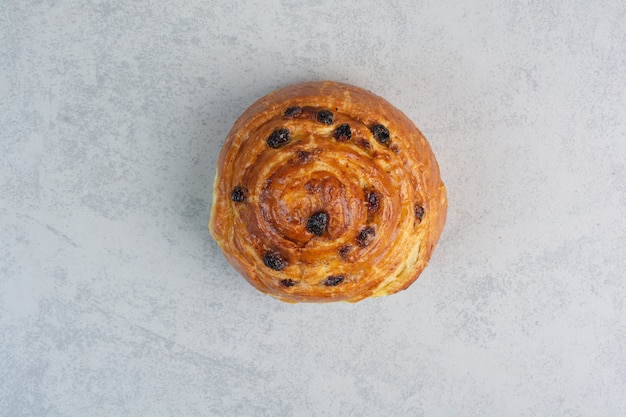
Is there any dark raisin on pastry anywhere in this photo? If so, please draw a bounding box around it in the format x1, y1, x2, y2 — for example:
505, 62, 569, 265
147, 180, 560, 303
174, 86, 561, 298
267, 128, 290, 148
339, 245, 352, 258
295, 150, 313, 164
371, 124, 390, 144
322, 275, 345, 286
230, 186, 247, 202
306, 211, 329, 236
356, 226, 376, 247
284, 106, 302, 118
333, 124, 352, 142
415, 204, 425, 223
365, 189, 380, 213
263, 251, 287, 271
317, 110, 334, 125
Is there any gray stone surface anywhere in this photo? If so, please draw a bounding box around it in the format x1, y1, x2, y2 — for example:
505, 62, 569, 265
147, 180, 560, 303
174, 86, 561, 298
1, 1, 625, 416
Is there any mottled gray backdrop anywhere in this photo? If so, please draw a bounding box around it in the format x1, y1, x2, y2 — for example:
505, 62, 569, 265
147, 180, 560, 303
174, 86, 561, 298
1, 1, 625, 416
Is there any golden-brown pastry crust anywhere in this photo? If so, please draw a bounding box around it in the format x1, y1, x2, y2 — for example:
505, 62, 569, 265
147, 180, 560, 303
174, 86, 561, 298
209, 81, 447, 303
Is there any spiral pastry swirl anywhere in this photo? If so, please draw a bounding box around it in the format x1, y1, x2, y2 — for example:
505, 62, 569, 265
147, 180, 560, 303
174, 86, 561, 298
210, 81, 447, 303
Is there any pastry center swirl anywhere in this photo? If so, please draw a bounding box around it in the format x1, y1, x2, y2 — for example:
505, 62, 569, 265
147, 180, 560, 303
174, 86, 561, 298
260, 167, 357, 245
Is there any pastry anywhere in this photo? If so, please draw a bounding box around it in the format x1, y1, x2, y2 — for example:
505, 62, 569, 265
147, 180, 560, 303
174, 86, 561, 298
209, 81, 447, 303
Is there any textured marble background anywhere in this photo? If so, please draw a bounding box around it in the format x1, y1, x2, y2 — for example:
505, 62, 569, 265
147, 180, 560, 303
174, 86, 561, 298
1, 1, 626, 416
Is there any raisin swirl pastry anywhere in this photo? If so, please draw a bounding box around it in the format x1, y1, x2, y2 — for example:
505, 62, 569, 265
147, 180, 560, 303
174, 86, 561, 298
209, 81, 447, 303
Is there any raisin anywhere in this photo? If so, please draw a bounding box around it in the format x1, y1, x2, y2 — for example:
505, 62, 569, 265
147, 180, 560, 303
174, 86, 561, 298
365, 189, 380, 213
358, 139, 371, 150
356, 226, 376, 247
333, 124, 352, 142
267, 128, 290, 148
295, 150, 313, 164
322, 275, 345, 286
280, 279, 297, 287
415, 204, 425, 223
317, 110, 334, 125
371, 124, 390, 144
263, 251, 287, 271
284, 106, 302, 117
306, 211, 328, 236
339, 245, 352, 258
230, 186, 247, 202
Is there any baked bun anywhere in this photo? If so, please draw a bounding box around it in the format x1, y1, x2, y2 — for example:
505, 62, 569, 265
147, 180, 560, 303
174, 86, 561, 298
209, 81, 446, 303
